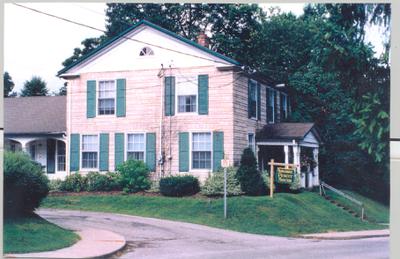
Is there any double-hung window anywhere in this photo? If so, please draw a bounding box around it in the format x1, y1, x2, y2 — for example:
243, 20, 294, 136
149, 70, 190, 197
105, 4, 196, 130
56, 140, 66, 172
249, 81, 257, 119
82, 135, 98, 169
192, 132, 212, 169
98, 80, 116, 115
281, 93, 288, 120
267, 88, 275, 123
177, 76, 197, 113
127, 133, 145, 161
248, 133, 255, 154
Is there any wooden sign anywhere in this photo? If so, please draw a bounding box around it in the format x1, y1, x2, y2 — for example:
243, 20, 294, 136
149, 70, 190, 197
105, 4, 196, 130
277, 168, 294, 184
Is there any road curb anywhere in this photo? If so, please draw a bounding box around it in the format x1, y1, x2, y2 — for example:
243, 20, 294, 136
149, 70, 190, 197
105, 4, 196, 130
299, 229, 390, 240
5, 228, 127, 259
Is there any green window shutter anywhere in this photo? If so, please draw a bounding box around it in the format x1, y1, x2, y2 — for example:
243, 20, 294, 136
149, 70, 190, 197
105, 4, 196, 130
213, 131, 224, 172
198, 74, 209, 115
87, 80, 96, 118
146, 133, 156, 171
70, 134, 80, 171
165, 76, 175, 116
248, 79, 251, 118
257, 83, 261, 120
179, 132, 189, 172
116, 79, 126, 117
99, 133, 109, 171
114, 133, 125, 170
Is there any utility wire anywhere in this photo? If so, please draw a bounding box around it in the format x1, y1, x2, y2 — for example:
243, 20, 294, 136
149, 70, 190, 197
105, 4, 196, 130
13, 3, 235, 67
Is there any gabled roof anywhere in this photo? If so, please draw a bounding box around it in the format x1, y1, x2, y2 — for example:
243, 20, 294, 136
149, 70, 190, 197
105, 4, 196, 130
256, 123, 321, 143
58, 20, 240, 76
4, 96, 66, 135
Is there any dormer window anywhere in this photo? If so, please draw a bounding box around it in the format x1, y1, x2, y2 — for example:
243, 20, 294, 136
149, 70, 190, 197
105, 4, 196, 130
139, 47, 154, 56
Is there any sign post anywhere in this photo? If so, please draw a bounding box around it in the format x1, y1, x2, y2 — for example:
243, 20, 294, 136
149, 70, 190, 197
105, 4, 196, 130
221, 158, 230, 219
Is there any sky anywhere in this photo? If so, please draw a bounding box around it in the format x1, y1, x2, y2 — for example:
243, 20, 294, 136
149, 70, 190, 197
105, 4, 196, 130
4, 3, 384, 94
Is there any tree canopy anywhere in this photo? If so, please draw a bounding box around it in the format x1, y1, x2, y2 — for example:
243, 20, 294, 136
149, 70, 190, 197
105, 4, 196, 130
4, 72, 16, 97
20, 76, 49, 97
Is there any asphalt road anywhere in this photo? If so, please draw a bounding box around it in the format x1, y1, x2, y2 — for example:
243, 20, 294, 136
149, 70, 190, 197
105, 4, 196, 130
37, 209, 389, 259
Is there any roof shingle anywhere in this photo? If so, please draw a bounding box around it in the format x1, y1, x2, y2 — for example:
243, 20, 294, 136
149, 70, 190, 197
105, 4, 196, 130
256, 123, 319, 142
4, 96, 66, 134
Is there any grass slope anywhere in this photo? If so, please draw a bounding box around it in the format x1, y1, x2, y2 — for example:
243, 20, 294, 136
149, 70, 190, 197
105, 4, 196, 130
4, 214, 79, 254
327, 189, 389, 223
42, 192, 385, 237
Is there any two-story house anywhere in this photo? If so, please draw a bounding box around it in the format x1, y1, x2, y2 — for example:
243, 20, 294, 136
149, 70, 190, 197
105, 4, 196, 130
58, 20, 321, 188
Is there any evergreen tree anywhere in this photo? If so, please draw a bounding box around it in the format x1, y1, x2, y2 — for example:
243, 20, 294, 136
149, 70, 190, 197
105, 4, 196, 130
3, 72, 16, 97
236, 148, 265, 196
20, 76, 49, 97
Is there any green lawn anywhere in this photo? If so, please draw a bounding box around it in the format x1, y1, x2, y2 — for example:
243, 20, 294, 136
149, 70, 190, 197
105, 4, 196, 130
42, 192, 386, 237
4, 214, 79, 254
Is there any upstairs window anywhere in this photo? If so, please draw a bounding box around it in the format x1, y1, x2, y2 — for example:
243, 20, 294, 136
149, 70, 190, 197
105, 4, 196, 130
267, 88, 275, 123
98, 80, 115, 115
127, 133, 145, 161
176, 75, 197, 113
139, 47, 154, 56
249, 81, 257, 119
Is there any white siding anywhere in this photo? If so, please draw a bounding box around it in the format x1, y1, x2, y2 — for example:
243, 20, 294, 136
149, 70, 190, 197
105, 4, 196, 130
67, 26, 232, 75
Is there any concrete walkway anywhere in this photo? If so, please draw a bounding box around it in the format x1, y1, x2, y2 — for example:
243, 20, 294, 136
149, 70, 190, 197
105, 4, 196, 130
301, 229, 390, 240
5, 228, 126, 258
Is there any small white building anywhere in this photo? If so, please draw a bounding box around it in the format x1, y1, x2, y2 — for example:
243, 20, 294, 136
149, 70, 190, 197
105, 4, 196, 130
4, 96, 67, 180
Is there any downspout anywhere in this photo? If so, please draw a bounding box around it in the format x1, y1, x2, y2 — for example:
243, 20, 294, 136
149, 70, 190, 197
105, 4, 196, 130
67, 80, 72, 176
158, 65, 165, 179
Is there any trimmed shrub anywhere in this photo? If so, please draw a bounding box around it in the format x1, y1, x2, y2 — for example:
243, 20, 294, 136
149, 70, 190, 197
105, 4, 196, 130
86, 172, 123, 191
4, 151, 50, 216
289, 172, 302, 192
261, 170, 275, 193
236, 148, 265, 196
202, 167, 242, 197
148, 180, 160, 193
105, 171, 123, 191
159, 175, 200, 197
49, 179, 63, 192
60, 173, 87, 192
86, 172, 109, 191
117, 160, 151, 193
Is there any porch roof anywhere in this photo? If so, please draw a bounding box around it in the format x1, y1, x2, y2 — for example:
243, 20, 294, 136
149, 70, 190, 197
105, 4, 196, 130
4, 96, 66, 135
256, 123, 321, 144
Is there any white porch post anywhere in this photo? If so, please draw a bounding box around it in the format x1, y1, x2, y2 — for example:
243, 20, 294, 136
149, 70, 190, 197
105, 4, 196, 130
293, 145, 304, 187
313, 148, 319, 186
284, 145, 289, 166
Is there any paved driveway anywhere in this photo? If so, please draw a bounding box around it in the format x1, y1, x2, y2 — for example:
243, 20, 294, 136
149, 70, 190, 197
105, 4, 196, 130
37, 209, 388, 259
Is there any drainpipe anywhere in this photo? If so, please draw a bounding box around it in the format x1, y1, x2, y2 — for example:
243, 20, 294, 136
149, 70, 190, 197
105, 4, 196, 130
158, 65, 165, 179
67, 80, 72, 176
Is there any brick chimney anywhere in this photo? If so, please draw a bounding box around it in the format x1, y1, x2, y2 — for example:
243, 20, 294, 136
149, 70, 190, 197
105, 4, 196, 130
197, 32, 209, 48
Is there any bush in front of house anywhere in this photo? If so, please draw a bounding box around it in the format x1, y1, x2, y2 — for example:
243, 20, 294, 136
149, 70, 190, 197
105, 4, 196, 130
236, 148, 266, 196
289, 171, 302, 193
261, 170, 275, 193
117, 160, 151, 193
201, 167, 242, 197
86, 171, 122, 192
60, 173, 88, 192
4, 151, 50, 216
159, 175, 200, 197
49, 179, 64, 192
